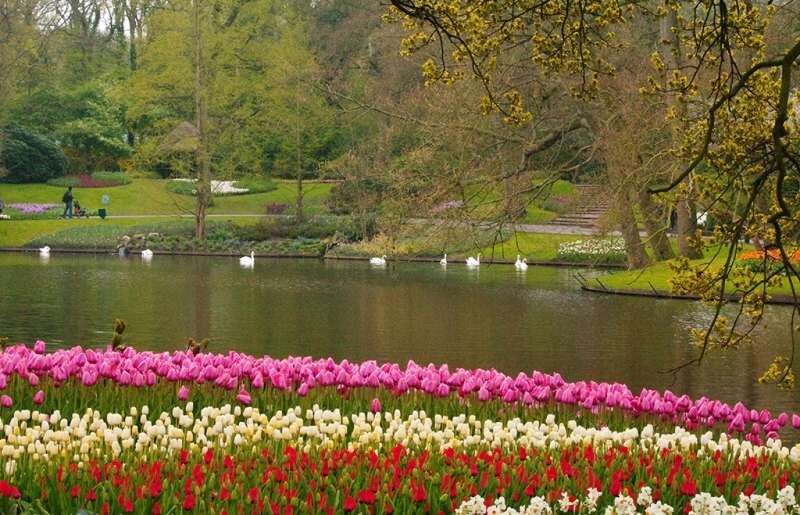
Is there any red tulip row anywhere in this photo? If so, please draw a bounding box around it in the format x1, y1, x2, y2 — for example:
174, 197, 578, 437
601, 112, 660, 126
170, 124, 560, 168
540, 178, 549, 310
1, 440, 797, 513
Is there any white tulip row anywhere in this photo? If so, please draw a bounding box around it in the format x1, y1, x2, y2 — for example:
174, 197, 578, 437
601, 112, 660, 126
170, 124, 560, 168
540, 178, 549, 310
456, 487, 799, 515
0, 404, 799, 475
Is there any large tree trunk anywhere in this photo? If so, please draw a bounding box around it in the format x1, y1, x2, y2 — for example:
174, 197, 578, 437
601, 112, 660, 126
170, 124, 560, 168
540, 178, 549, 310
676, 197, 702, 258
637, 187, 674, 261
619, 191, 650, 269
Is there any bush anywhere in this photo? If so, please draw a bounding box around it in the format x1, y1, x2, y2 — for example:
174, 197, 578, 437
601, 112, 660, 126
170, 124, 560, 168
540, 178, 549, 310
233, 178, 277, 194
47, 173, 129, 188
91, 171, 131, 185
237, 216, 346, 241
166, 178, 276, 196
0, 124, 67, 183
45, 176, 81, 188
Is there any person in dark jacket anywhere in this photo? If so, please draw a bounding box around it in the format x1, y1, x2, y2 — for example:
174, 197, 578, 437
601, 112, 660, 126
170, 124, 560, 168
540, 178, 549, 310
62, 187, 74, 219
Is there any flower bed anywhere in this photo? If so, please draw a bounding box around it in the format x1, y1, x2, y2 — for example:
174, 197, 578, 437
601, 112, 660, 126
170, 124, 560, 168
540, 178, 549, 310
0, 342, 798, 513
557, 239, 627, 264
6, 203, 61, 214
737, 250, 800, 275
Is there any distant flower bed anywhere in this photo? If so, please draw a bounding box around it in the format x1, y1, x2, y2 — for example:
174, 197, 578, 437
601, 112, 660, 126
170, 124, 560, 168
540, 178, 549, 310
557, 238, 627, 264
737, 250, 800, 275
46, 173, 128, 188
0, 214, 9, 220
6, 203, 61, 214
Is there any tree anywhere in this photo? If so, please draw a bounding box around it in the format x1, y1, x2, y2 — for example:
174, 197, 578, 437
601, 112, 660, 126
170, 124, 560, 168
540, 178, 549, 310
386, 0, 800, 383
122, 0, 337, 236
0, 123, 68, 183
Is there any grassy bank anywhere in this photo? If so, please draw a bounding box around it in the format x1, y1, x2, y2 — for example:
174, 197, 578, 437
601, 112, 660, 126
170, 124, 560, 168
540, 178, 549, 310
594, 251, 800, 298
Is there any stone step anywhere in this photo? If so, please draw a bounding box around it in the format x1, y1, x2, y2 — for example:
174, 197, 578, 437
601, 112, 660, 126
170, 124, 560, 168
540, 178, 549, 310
548, 184, 611, 229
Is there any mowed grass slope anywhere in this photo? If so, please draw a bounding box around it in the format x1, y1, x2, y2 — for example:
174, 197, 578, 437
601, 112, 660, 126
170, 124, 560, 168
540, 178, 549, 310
0, 179, 334, 216
0, 179, 334, 247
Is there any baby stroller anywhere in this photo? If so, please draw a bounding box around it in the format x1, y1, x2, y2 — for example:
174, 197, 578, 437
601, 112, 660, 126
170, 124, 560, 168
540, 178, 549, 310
73, 200, 91, 218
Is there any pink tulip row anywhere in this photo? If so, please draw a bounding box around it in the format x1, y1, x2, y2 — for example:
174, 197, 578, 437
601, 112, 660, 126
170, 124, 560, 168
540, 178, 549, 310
4, 341, 799, 442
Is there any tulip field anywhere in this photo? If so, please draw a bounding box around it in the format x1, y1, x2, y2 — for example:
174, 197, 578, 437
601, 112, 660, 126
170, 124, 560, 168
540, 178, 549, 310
0, 343, 799, 513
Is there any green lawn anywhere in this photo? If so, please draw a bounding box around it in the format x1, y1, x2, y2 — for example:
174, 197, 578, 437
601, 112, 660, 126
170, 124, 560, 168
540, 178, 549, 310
0, 179, 335, 247
0, 179, 334, 216
596, 249, 800, 297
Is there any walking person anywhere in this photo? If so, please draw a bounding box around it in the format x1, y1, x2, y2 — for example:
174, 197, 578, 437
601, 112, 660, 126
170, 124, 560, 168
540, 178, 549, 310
62, 186, 74, 219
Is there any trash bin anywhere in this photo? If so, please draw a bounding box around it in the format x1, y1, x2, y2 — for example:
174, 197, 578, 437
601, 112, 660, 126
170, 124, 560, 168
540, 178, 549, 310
98, 208, 106, 219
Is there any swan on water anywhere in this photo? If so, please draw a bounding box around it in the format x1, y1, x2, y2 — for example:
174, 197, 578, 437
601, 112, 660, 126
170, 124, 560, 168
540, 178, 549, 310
515, 256, 528, 270
240, 251, 255, 267
141, 249, 153, 259
39, 246, 50, 255
440, 254, 447, 266
370, 255, 387, 265
466, 253, 481, 267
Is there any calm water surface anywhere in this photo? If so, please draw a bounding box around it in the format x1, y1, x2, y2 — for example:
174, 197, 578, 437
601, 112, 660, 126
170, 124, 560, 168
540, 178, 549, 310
0, 252, 796, 416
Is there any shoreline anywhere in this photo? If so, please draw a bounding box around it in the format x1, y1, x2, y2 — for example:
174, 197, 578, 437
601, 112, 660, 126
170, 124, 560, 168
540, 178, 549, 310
581, 283, 800, 305
0, 246, 626, 268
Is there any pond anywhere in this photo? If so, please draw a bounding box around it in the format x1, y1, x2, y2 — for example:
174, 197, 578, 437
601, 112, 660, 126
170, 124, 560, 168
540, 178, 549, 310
0, 251, 797, 417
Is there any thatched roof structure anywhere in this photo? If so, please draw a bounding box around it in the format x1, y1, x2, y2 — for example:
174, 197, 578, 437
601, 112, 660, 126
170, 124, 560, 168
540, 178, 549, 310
160, 121, 199, 153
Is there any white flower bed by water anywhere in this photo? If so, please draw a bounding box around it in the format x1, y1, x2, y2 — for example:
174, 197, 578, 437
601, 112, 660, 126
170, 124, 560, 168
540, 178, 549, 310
557, 239, 627, 262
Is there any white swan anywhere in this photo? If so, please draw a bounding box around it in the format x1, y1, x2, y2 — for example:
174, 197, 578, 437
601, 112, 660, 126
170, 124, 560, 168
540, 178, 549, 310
466, 253, 481, 267
240, 251, 255, 267
39, 246, 50, 255
370, 255, 387, 265
141, 249, 153, 259
515, 255, 528, 270
440, 254, 447, 266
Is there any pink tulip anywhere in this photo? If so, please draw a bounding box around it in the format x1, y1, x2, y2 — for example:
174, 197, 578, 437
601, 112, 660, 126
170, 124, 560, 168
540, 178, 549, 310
370, 398, 381, 413
178, 385, 190, 401
792, 414, 800, 429
33, 340, 45, 354
437, 383, 450, 398
251, 373, 264, 389
1, 395, 11, 408
33, 390, 44, 405
297, 382, 309, 397
236, 388, 251, 405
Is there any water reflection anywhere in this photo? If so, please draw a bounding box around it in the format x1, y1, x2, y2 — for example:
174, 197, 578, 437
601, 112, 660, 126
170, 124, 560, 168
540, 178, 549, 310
0, 252, 797, 416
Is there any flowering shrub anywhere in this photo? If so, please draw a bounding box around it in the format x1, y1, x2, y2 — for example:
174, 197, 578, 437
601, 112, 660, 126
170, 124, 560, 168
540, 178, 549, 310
557, 239, 627, 264
0, 342, 796, 512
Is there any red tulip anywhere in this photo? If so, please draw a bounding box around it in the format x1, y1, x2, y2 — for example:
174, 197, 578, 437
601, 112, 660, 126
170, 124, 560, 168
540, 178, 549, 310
182, 492, 196, 510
